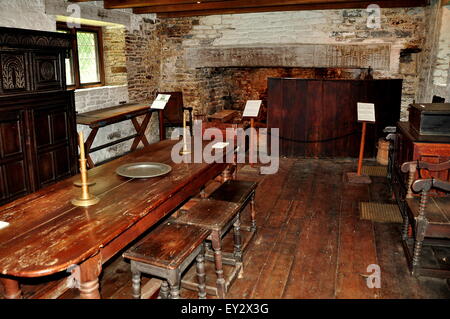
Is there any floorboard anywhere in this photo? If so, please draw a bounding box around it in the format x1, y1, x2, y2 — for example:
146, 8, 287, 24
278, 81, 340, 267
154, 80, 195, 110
2, 158, 449, 299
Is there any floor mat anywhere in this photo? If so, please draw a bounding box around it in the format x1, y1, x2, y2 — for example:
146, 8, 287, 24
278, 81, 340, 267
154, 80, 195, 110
361, 165, 388, 177
359, 202, 402, 223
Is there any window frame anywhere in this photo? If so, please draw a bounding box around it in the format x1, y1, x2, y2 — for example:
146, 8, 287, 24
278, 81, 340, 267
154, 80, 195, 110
57, 23, 105, 89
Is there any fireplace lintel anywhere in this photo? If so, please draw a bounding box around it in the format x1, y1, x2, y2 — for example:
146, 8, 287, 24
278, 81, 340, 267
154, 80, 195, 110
185, 43, 391, 70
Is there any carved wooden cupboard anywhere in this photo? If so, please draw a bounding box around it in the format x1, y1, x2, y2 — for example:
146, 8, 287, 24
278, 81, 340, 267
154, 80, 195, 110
0, 27, 77, 205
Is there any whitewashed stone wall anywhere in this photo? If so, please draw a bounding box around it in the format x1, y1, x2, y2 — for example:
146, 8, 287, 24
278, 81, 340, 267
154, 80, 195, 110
433, 6, 450, 88
162, 7, 428, 119
0, 0, 56, 31
416, 1, 450, 103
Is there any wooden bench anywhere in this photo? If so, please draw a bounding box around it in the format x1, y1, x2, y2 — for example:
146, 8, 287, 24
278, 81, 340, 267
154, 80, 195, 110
173, 199, 241, 298
209, 180, 258, 232
401, 160, 450, 278
122, 221, 210, 299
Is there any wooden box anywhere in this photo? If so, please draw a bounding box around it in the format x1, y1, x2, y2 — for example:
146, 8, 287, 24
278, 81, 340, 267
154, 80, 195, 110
408, 103, 450, 136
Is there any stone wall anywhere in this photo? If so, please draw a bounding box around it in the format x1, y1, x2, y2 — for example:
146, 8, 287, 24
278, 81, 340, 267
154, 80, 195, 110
0, 0, 56, 31
155, 7, 429, 120
103, 26, 128, 86
416, 2, 450, 103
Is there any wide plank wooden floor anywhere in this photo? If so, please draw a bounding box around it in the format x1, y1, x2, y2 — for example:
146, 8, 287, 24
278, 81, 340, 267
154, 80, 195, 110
2, 158, 449, 299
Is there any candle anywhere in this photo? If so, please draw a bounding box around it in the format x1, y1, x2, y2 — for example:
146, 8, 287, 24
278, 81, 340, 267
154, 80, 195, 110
79, 131, 85, 160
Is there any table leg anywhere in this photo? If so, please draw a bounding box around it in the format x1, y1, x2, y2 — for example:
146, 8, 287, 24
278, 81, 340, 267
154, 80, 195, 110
210, 231, 226, 298
84, 127, 99, 169
0, 277, 22, 299
159, 110, 165, 141
233, 215, 243, 263
78, 254, 102, 299
131, 113, 151, 151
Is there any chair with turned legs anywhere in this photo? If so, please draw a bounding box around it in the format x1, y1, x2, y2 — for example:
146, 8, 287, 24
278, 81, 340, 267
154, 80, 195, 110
123, 221, 210, 299
400, 160, 450, 278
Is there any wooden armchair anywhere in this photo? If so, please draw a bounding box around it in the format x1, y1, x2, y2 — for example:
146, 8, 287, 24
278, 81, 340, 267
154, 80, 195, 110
400, 160, 450, 278
157, 92, 193, 139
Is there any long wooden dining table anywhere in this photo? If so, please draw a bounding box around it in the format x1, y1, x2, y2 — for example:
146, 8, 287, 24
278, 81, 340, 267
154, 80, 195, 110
0, 139, 231, 299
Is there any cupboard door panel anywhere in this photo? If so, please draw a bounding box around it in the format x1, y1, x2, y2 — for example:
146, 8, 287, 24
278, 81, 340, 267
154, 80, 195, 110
4, 160, 28, 197
0, 51, 30, 94
32, 52, 63, 91
35, 109, 52, 148
32, 98, 75, 189
0, 109, 31, 204
37, 151, 54, 186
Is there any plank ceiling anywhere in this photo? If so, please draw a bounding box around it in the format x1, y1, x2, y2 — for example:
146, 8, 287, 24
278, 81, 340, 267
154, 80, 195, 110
71, 0, 430, 18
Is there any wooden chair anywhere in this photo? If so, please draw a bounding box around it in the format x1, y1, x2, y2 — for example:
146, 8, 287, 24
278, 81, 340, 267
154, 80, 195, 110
400, 160, 450, 278
173, 199, 242, 298
157, 91, 193, 139
122, 221, 210, 299
208, 180, 258, 232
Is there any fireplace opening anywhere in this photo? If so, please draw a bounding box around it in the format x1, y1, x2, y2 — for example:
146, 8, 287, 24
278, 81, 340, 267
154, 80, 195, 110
199, 67, 370, 123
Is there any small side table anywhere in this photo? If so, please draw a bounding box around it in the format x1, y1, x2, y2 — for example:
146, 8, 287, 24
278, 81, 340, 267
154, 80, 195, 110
76, 103, 164, 168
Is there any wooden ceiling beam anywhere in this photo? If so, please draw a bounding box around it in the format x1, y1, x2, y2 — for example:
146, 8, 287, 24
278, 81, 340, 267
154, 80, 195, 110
133, 0, 370, 14
134, 0, 429, 17
107, 0, 428, 10
104, 0, 210, 8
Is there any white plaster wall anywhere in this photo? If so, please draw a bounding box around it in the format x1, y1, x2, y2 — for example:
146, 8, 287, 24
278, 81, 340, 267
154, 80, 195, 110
0, 0, 56, 31
433, 5, 450, 87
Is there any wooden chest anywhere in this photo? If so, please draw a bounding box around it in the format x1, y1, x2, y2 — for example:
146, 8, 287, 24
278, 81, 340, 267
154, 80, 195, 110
390, 122, 450, 201
408, 103, 450, 136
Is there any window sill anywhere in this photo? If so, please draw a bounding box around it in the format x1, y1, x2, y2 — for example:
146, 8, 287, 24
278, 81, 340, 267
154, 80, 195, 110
74, 84, 127, 93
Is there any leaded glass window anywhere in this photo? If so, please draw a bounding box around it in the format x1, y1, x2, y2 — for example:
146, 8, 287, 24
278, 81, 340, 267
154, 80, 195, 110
77, 31, 100, 84
56, 24, 104, 89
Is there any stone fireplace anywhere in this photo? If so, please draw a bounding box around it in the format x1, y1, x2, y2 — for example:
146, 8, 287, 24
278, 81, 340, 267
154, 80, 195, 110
198, 66, 367, 121
183, 43, 391, 120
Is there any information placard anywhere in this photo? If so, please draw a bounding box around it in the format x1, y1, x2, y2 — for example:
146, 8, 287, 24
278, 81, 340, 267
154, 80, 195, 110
357, 102, 376, 122
243, 100, 262, 118
151, 94, 171, 110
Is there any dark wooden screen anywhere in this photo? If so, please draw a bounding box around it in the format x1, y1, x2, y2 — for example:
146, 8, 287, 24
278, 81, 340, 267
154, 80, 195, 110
267, 78, 402, 158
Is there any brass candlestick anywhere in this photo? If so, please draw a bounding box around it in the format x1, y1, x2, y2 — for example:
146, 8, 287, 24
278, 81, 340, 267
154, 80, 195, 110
179, 110, 191, 155
71, 131, 100, 207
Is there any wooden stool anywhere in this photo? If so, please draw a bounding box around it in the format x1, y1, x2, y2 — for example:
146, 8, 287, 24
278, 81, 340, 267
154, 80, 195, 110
173, 199, 241, 298
122, 221, 210, 299
209, 180, 258, 232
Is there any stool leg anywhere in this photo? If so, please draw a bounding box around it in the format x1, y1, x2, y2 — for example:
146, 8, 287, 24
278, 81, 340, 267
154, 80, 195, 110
169, 283, 180, 299
196, 244, 207, 299
211, 230, 226, 298
233, 214, 243, 263
250, 193, 257, 232
131, 263, 141, 299
168, 271, 181, 299
158, 281, 170, 299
